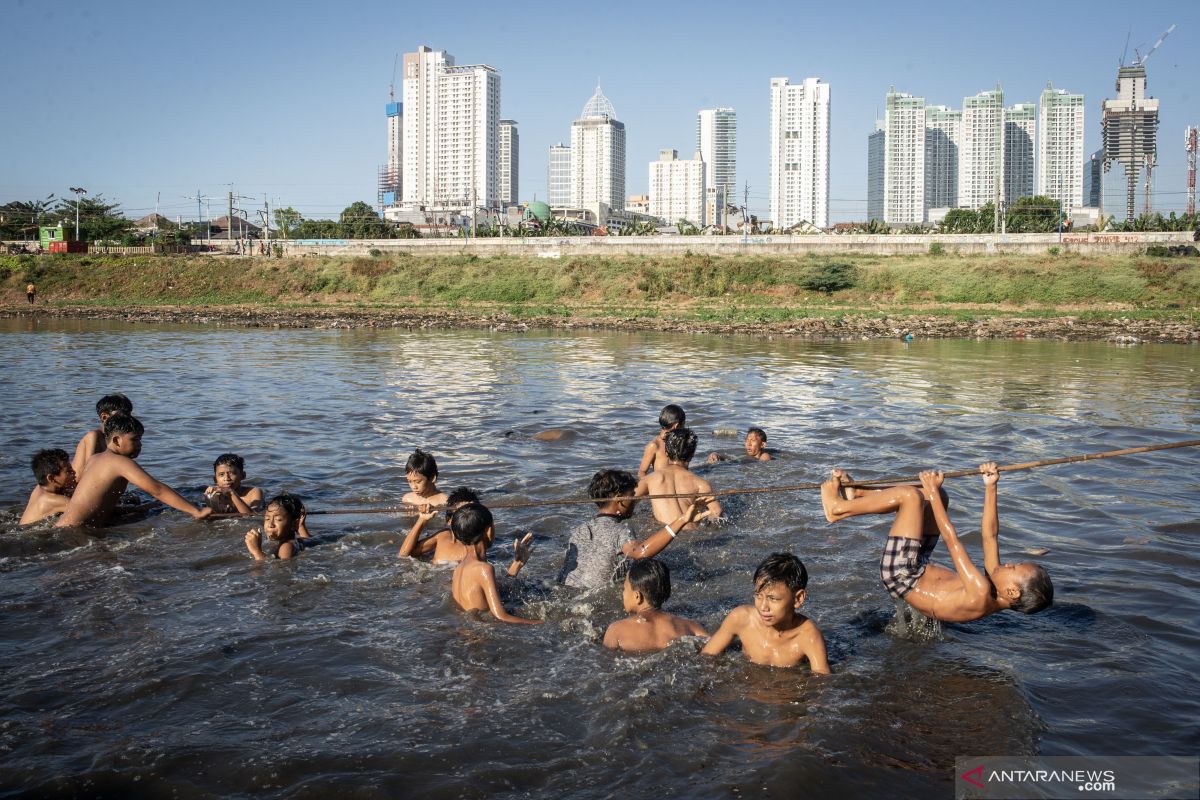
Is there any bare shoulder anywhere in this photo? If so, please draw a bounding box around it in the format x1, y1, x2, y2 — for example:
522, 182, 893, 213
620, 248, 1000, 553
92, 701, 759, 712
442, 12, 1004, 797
722, 604, 754, 629
796, 616, 825, 643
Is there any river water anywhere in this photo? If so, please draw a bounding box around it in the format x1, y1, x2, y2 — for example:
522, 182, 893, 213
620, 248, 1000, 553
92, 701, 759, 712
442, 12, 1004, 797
0, 317, 1196, 798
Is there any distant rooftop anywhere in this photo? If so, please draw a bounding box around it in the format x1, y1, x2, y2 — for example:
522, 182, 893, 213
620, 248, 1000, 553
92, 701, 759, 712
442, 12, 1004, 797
581, 85, 616, 120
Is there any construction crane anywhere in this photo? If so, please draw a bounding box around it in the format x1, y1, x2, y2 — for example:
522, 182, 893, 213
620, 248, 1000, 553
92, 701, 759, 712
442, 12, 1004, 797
1132, 23, 1175, 66
389, 53, 399, 103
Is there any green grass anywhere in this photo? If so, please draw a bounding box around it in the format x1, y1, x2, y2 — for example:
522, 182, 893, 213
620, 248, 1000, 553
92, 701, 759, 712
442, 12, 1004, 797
4, 251, 1198, 324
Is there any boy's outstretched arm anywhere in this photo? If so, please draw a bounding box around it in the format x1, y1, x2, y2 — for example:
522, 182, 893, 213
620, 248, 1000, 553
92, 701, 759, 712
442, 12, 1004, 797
920, 470, 990, 602
696, 479, 722, 521
479, 564, 541, 625
980, 462, 1001, 574
802, 625, 831, 675
506, 532, 534, 577
623, 497, 710, 559
700, 608, 743, 656
398, 506, 439, 557
120, 460, 212, 520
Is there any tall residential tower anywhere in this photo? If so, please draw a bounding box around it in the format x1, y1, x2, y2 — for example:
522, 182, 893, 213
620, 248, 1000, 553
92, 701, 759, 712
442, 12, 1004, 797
1004, 103, 1036, 203
768, 76, 830, 229
1037, 83, 1085, 214
570, 86, 626, 212
958, 84, 1004, 211
883, 88, 925, 225
697, 108, 737, 211
499, 119, 519, 207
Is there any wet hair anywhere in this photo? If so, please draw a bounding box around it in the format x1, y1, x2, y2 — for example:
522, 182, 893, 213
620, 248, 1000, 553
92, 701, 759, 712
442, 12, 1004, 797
405, 448, 438, 480
31, 449, 70, 486
266, 493, 304, 524
1010, 565, 1054, 614
658, 404, 686, 429
627, 558, 671, 609
103, 412, 144, 442
213, 453, 245, 474
96, 393, 133, 417
747, 427, 767, 442
753, 552, 809, 593
587, 469, 638, 507
450, 502, 493, 545
664, 428, 698, 462
446, 487, 481, 507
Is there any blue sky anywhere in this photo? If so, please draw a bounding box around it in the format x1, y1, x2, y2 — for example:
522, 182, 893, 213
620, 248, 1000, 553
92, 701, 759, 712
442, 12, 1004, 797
2, 0, 1196, 224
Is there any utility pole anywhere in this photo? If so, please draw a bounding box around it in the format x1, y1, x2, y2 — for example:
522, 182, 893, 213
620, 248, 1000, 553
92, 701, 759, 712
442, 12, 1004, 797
742, 181, 749, 243
69, 187, 87, 241
227, 191, 234, 241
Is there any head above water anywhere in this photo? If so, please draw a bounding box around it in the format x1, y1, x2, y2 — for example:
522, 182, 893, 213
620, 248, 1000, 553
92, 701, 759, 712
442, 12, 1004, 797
31, 448, 73, 489
263, 493, 303, 541
96, 393, 133, 419
996, 562, 1054, 614
664, 428, 698, 463
104, 412, 144, 441
450, 502, 494, 546
588, 469, 638, 510
658, 404, 685, 430
405, 448, 438, 480
744, 427, 767, 456
213, 453, 245, 474
753, 552, 809, 594
625, 558, 671, 610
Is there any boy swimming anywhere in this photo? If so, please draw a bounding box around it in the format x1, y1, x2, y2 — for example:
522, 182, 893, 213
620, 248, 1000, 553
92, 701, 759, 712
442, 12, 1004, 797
244, 493, 306, 561
819, 463, 1053, 623
707, 427, 773, 464
558, 469, 712, 591
398, 487, 492, 563
449, 502, 539, 625
55, 413, 212, 528
402, 448, 449, 508
702, 552, 830, 673
72, 393, 133, 477
204, 453, 264, 514
603, 558, 708, 653
19, 449, 77, 525
638, 404, 686, 478
637, 428, 721, 530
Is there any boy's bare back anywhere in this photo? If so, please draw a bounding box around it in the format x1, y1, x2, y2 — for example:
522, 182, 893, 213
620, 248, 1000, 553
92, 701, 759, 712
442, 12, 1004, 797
603, 609, 707, 653
56, 451, 134, 527
19, 486, 71, 525
638, 435, 669, 478
703, 605, 828, 670
451, 552, 540, 625
71, 429, 105, 477
639, 465, 720, 530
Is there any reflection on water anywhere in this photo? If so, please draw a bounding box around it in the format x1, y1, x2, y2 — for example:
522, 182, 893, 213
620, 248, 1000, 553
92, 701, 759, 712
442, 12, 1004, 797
0, 317, 1197, 797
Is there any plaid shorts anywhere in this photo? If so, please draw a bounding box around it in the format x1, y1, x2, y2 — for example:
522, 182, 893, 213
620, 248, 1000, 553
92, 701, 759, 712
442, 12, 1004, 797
880, 534, 939, 599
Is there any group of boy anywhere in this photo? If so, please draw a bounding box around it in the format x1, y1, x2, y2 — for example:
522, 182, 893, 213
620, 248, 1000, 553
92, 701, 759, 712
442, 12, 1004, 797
24, 396, 1055, 673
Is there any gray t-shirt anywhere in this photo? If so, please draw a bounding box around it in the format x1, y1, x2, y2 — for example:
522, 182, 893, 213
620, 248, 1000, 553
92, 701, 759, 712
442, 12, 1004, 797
558, 514, 633, 590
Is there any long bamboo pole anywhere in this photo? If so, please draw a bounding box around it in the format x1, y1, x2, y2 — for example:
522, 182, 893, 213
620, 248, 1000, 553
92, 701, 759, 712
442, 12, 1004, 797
207, 439, 1200, 520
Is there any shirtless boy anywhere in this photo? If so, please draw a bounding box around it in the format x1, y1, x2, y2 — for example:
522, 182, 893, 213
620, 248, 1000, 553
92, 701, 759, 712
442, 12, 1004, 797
19, 449, 77, 525
603, 558, 707, 653
399, 487, 493, 563
638, 404, 686, 478
205, 453, 264, 514
450, 502, 540, 625
55, 413, 212, 528
245, 494, 305, 561
702, 552, 830, 673
819, 464, 1053, 623
402, 448, 449, 509
637, 428, 721, 530
707, 427, 773, 464
72, 393, 133, 477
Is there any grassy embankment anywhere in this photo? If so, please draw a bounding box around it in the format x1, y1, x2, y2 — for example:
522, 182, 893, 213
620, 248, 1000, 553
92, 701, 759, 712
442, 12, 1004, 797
2, 251, 1198, 324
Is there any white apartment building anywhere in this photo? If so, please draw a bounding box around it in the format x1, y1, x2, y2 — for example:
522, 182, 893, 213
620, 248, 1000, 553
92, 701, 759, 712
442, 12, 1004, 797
649, 149, 706, 227
570, 86, 626, 212
1037, 83, 1085, 214
769, 76, 830, 229
867, 120, 885, 222
883, 88, 925, 225
958, 84, 1005, 210
1004, 103, 1036, 203
697, 108, 737, 205
547, 143, 571, 207
499, 119, 519, 207
924, 105, 960, 213
401, 46, 501, 211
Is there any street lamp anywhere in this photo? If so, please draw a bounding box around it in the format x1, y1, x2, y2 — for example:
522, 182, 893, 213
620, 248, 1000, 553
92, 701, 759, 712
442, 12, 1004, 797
69, 187, 87, 241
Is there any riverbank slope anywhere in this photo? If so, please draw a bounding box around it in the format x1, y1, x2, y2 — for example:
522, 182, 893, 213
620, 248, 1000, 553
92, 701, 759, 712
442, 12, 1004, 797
3, 251, 1197, 341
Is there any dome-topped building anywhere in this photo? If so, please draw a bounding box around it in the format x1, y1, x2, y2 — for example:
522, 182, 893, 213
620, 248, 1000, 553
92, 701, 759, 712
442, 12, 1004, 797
580, 85, 617, 120
570, 83, 626, 212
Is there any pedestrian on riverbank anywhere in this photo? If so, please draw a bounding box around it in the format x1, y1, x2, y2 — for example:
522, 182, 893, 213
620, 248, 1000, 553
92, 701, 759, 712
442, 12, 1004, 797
26, 282, 35, 305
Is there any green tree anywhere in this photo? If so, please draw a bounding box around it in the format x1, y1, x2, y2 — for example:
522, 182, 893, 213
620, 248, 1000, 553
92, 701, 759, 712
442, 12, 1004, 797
273, 207, 302, 238
47, 195, 131, 242
339, 201, 392, 239
1005, 195, 1060, 233
0, 196, 57, 239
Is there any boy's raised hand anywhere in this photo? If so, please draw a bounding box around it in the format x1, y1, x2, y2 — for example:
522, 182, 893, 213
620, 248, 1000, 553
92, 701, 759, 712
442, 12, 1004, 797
919, 470, 944, 502
416, 504, 438, 523
980, 462, 999, 486
513, 532, 534, 565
